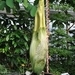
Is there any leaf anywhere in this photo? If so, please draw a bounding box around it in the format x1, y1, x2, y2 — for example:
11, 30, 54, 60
0, 1, 5, 10
14, 49, 20, 54
14, 43, 17, 48
24, 35, 28, 41
12, 41, 15, 45
13, 25, 17, 30
24, 42, 29, 50
30, 6, 37, 17
16, 0, 22, 3
15, 34, 20, 38
6, 0, 14, 8
5, 46, 9, 52
6, 35, 9, 41
26, 3, 33, 11
23, 0, 28, 8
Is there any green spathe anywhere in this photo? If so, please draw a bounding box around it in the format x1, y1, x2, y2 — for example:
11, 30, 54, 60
30, 0, 48, 74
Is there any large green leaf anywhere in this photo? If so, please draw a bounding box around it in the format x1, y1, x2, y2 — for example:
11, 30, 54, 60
6, 0, 14, 8
16, 0, 22, 3
0, 1, 5, 10
23, 0, 28, 8
26, 3, 33, 11
30, 6, 37, 17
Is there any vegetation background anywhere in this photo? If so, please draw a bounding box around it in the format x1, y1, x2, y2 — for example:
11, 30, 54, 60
0, 0, 75, 75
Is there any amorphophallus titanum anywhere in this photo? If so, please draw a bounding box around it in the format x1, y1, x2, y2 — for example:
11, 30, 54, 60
30, 0, 48, 74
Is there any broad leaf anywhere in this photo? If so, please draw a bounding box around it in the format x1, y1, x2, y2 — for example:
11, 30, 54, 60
16, 0, 22, 3
0, 1, 5, 10
6, 0, 14, 8
26, 3, 33, 11
30, 6, 37, 17
23, 0, 28, 8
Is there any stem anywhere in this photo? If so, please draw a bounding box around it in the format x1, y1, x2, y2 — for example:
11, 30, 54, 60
46, 0, 50, 73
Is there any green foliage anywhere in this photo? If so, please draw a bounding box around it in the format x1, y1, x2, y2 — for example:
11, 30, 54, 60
0, 64, 7, 75
50, 68, 61, 75
30, 6, 37, 17
0, 1, 5, 10
0, 8, 33, 72
16, 0, 22, 3
0, 0, 75, 74
23, 0, 28, 8
6, 0, 14, 8
0, 0, 20, 12
50, 15, 75, 75
49, 2, 75, 74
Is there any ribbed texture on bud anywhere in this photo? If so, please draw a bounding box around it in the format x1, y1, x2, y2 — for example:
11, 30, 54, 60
30, 0, 48, 74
